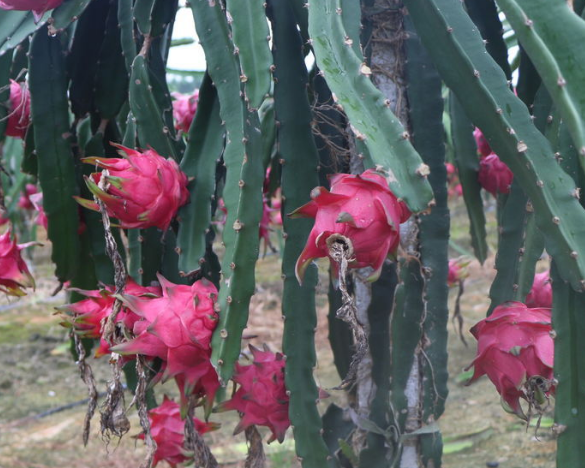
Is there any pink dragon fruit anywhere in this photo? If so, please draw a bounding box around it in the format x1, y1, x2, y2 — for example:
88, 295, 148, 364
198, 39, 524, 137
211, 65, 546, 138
525, 271, 552, 309
0, 229, 35, 296
270, 189, 283, 227
16, 184, 37, 210
29, 192, 48, 230
75, 143, 189, 230
172, 90, 199, 134
447, 258, 470, 287
445, 163, 462, 198
113, 274, 220, 401
466, 301, 554, 419
291, 168, 410, 283
5, 79, 31, 139
473, 127, 492, 157
478, 153, 514, 196
0, 0, 63, 21
137, 396, 218, 468
58, 277, 161, 357
218, 345, 290, 443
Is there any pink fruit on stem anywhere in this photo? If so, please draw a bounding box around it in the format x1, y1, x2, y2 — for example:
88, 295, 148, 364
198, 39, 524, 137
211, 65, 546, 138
16, 184, 38, 210
0, 0, 63, 21
218, 345, 290, 443
58, 277, 161, 357
525, 271, 552, 308
466, 301, 554, 419
447, 258, 470, 287
137, 396, 218, 468
290, 168, 410, 283
478, 153, 514, 196
75, 143, 189, 230
29, 192, 48, 230
113, 274, 220, 402
5, 79, 31, 139
473, 127, 492, 157
0, 229, 36, 296
172, 90, 199, 134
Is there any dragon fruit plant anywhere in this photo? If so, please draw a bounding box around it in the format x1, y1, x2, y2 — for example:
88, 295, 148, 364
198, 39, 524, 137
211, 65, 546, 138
172, 90, 199, 135
4, 0, 585, 466
447, 258, 470, 288
113, 274, 220, 404
75, 144, 189, 230
0, 229, 36, 296
137, 396, 218, 468
5, 79, 30, 139
525, 271, 553, 309
217, 346, 290, 444
467, 302, 555, 419
290, 168, 411, 282
58, 277, 161, 357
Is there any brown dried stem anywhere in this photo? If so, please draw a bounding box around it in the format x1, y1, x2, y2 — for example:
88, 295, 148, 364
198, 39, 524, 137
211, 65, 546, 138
327, 234, 369, 390
73, 333, 98, 446
184, 394, 219, 468
244, 426, 266, 468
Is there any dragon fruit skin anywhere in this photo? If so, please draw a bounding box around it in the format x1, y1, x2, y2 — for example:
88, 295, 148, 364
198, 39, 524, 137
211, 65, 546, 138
58, 277, 161, 357
466, 301, 554, 418
291, 169, 410, 283
478, 153, 514, 196
219, 346, 290, 444
0, 0, 63, 21
172, 90, 199, 134
473, 127, 492, 157
113, 274, 220, 399
137, 396, 218, 468
525, 271, 552, 309
75, 143, 189, 231
0, 229, 35, 296
5, 79, 31, 138
16, 184, 38, 210
447, 258, 469, 287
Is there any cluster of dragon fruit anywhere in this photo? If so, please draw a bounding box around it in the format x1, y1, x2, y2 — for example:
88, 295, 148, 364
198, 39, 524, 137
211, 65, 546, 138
0, 2, 555, 463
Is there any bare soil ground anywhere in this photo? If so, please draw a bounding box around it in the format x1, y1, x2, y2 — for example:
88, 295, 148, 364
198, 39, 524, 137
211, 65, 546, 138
0, 207, 555, 468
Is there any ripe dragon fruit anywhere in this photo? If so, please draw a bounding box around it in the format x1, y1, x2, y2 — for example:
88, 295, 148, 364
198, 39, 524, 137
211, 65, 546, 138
58, 277, 161, 357
137, 396, 218, 468
290, 168, 410, 283
5, 79, 31, 139
218, 345, 290, 443
478, 153, 514, 196
445, 162, 462, 198
75, 143, 189, 230
29, 192, 48, 231
0, 229, 36, 296
466, 301, 554, 419
112, 274, 220, 402
473, 127, 492, 157
0, 0, 63, 21
16, 184, 38, 210
172, 90, 199, 134
525, 270, 552, 309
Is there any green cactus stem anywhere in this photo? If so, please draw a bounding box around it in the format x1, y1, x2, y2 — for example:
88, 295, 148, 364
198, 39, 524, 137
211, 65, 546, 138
29, 26, 81, 282
306, 0, 434, 212
269, 0, 332, 466
405, 14, 450, 465
497, 0, 585, 173
404, 0, 585, 292
95, 0, 128, 121
176, 73, 223, 276
190, 0, 264, 384
0, 11, 48, 56
449, 94, 488, 264
551, 262, 585, 468
118, 0, 136, 73
224, 0, 272, 110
